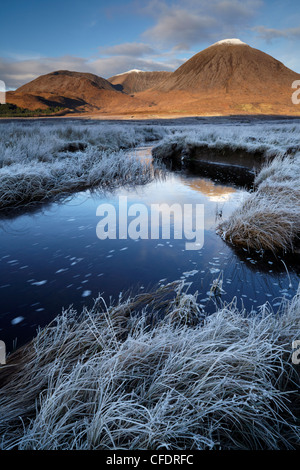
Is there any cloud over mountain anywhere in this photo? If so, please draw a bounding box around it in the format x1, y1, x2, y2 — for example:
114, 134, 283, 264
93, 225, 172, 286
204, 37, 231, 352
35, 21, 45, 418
0, 54, 183, 90
99, 42, 157, 57
1, 0, 300, 90
253, 25, 300, 42
142, 0, 262, 47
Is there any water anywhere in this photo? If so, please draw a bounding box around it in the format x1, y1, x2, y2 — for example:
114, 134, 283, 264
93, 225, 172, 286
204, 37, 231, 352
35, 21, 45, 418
1, 146, 299, 352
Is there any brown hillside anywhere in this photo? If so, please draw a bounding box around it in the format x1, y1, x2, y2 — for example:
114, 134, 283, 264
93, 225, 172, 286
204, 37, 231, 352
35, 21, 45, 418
7, 70, 153, 113
4, 40, 300, 117
135, 39, 300, 116
155, 39, 299, 94
108, 70, 172, 94
17, 70, 115, 95
5, 91, 86, 111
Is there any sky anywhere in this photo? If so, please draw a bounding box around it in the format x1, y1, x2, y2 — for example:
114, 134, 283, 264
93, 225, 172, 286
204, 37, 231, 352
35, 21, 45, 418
0, 0, 300, 90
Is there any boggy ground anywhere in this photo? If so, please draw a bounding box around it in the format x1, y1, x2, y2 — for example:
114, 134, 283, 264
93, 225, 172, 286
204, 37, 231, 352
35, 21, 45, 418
0, 281, 300, 450
1, 118, 299, 251
151, 121, 300, 253
0, 118, 300, 450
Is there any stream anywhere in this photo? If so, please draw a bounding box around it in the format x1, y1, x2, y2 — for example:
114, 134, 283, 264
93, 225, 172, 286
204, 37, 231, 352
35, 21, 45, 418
1, 146, 299, 352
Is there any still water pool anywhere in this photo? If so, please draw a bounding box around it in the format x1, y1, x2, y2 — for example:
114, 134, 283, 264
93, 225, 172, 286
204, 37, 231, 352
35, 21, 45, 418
1, 146, 299, 351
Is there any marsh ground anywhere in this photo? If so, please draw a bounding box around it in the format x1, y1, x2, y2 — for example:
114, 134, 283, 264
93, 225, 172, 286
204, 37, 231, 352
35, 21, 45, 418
0, 116, 300, 449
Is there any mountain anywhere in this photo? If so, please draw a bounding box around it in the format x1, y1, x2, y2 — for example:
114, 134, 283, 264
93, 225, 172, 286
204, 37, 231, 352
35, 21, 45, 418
138, 38, 300, 115
108, 70, 172, 94
17, 70, 115, 95
5, 40, 300, 117
155, 39, 298, 94
6, 70, 151, 114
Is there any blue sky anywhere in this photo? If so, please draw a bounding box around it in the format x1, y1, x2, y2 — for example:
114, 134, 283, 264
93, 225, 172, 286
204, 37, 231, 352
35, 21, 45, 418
1, 0, 300, 89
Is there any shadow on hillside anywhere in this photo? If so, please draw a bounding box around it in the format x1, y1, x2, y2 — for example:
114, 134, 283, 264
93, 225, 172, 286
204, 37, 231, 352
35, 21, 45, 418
39, 95, 87, 111
111, 84, 124, 92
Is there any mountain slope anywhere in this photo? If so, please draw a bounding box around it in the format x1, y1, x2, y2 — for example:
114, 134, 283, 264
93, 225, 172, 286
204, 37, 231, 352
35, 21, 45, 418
4, 40, 300, 117
17, 70, 116, 95
135, 39, 300, 116
108, 70, 172, 94
7, 70, 152, 113
156, 39, 299, 94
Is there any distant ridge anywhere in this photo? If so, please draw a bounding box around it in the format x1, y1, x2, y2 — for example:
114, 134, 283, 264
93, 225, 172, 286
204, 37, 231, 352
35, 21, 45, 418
17, 70, 116, 94
108, 70, 173, 94
5, 40, 300, 117
113, 69, 144, 76
7, 70, 152, 113
211, 38, 247, 46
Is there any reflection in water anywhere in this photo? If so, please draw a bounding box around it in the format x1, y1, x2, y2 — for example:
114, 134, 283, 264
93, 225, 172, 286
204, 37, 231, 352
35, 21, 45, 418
156, 150, 256, 189
180, 176, 237, 202
0, 146, 299, 353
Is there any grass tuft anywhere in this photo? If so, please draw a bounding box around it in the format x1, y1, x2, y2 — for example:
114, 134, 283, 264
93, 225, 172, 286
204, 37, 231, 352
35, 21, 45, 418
218, 154, 300, 252
1, 282, 300, 450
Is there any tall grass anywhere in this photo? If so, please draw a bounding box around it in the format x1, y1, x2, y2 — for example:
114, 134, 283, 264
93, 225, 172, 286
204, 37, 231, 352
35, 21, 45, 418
0, 122, 168, 210
0, 149, 155, 209
1, 119, 299, 246
1, 120, 300, 211
0, 282, 300, 450
151, 121, 300, 160
148, 121, 300, 253
218, 154, 300, 252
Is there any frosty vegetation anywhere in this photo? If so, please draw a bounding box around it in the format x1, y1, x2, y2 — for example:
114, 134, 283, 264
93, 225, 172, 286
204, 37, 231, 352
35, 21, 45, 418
0, 121, 168, 210
1, 120, 300, 450
218, 153, 300, 252
1, 119, 299, 216
151, 120, 300, 252
151, 121, 300, 159
0, 122, 299, 209
0, 281, 300, 450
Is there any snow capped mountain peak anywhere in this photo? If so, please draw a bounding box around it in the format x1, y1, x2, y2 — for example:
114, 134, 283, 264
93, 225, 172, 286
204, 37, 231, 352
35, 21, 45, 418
114, 69, 144, 77
212, 38, 247, 46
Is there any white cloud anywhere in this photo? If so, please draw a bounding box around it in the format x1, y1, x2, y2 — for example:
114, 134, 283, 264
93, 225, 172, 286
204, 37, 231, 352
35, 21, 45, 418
142, 0, 262, 47
0, 56, 88, 89
90, 56, 182, 78
0, 54, 183, 89
253, 25, 300, 42
99, 42, 156, 57
5, 0, 300, 89
143, 10, 217, 46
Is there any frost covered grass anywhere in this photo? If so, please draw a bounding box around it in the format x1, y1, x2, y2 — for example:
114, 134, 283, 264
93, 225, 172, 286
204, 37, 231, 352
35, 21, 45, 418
218, 153, 300, 252
1, 118, 299, 249
0, 149, 154, 209
0, 121, 169, 210
149, 120, 300, 253
151, 121, 300, 161
0, 281, 300, 450
1, 120, 300, 211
